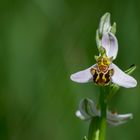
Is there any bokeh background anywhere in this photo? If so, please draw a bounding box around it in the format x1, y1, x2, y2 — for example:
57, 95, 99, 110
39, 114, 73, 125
0, 0, 140, 140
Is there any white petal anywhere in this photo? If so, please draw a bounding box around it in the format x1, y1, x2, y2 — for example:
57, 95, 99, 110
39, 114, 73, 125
79, 98, 100, 117
76, 98, 100, 121
70, 65, 95, 83
87, 99, 100, 116
107, 111, 133, 126
110, 63, 137, 88
101, 32, 118, 60
76, 110, 86, 120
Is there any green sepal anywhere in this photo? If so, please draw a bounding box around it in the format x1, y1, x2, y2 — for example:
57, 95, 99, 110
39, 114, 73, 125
99, 12, 111, 36
96, 29, 102, 49
110, 22, 116, 34
98, 47, 106, 56
94, 55, 99, 61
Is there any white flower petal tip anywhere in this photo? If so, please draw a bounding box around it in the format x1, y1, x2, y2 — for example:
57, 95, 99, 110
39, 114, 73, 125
76, 111, 86, 120
101, 32, 118, 60
70, 65, 95, 83
107, 112, 133, 126
99, 12, 111, 35
111, 63, 137, 88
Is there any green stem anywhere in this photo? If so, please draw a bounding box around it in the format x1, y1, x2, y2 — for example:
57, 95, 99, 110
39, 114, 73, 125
99, 87, 107, 140
88, 117, 100, 140
87, 87, 107, 140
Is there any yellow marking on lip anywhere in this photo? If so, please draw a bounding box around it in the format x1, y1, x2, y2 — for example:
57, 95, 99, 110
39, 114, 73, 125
102, 74, 106, 82
92, 69, 114, 86
90, 59, 114, 86
95, 74, 100, 82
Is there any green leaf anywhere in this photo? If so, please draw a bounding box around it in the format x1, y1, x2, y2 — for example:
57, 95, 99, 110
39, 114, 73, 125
125, 64, 136, 75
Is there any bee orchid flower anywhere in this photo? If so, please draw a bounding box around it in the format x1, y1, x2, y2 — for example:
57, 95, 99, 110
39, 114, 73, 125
70, 14, 137, 88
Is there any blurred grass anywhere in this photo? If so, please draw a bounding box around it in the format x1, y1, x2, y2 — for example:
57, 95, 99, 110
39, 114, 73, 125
0, 0, 140, 140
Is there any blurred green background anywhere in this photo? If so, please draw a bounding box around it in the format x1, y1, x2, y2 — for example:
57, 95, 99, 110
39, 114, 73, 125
0, 0, 140, 140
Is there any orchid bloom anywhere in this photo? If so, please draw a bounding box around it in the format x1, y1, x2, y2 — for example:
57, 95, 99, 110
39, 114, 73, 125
76, 98, 133, 126
70, 13, 137, 88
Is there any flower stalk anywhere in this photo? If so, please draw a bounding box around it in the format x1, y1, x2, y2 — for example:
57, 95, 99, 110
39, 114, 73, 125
88, 117, 100, 140
99, 87, 107, 140
88, 87, 107, 140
